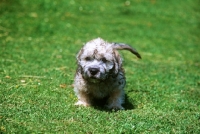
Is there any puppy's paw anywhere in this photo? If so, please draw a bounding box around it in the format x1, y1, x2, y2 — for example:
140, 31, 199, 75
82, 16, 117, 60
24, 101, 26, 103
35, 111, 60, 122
75, 100, 90, 107
106, 104, 124, 110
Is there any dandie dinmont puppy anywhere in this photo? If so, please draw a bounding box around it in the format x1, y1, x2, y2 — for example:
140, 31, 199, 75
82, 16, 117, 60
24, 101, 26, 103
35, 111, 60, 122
74, 38, 141, 110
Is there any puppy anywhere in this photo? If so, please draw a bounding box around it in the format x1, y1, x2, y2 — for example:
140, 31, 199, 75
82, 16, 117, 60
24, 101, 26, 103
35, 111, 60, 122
74, 38, 141, 110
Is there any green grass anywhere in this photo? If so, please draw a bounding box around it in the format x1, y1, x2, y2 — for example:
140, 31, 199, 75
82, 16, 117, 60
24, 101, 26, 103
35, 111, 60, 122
0, 0, 200, 133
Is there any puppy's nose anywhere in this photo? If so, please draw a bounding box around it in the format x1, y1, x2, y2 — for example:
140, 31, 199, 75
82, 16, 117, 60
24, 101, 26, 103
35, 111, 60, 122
89, 68, 99, 75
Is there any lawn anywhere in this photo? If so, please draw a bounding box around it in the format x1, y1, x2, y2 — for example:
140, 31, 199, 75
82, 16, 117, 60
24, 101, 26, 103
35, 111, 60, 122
0, 0, 200, 133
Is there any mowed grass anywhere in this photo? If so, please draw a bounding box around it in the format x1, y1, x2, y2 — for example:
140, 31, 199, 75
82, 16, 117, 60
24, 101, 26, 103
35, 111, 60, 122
0, 0, 200, 133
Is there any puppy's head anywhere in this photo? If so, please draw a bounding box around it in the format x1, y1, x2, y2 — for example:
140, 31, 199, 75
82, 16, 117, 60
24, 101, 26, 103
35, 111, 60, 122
76, 38, 141, 83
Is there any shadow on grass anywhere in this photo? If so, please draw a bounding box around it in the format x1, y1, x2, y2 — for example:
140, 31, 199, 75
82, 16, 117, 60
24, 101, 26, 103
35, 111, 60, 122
123, 94, 136, 110
91, 94, 135, 112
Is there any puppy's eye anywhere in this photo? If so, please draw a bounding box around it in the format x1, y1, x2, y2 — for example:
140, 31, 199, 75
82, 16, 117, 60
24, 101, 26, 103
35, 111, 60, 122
85, 57, 92, 61
101, 57, 107, 63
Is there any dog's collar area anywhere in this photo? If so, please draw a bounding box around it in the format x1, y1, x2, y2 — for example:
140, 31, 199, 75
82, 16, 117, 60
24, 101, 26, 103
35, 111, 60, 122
84, 76, 109, 84
84, 77, 101, 83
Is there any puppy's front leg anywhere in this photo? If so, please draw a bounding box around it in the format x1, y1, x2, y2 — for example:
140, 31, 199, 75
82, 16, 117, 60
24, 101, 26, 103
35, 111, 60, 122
75, 91, 91, 107
106, 89, 125, 110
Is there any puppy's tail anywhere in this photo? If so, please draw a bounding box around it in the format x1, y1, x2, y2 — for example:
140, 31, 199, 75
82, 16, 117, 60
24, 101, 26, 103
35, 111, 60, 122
112, 43, 142, 59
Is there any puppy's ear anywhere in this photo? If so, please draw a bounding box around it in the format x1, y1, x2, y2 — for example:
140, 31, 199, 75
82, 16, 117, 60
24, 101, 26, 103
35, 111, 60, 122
113, 50, 122, 74
76, 48, 84, 63
112, 43, 141, 59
